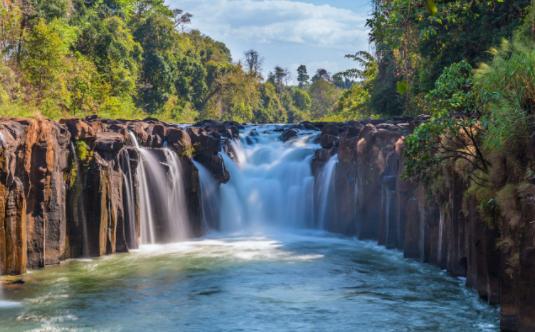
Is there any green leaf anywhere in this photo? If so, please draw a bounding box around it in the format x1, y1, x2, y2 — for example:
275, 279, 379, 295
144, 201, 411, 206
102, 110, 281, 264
396, 80, 409, 94
426, 0, 438, 16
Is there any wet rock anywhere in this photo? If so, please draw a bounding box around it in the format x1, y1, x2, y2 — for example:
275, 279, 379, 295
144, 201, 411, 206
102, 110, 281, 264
280, 128, 298, 142
166, 128, 192, 156
320, 134, 338, 149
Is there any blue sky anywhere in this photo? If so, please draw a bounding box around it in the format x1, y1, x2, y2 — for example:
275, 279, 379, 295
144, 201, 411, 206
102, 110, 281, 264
166, 0, 372, 81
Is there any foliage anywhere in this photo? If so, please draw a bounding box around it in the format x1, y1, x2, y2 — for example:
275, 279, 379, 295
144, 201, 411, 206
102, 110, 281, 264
367, 0, 530, 117
309, 79, 342, 118
476, 38, 535, 151
403, 61, 488, 184
0, 0, 362, 123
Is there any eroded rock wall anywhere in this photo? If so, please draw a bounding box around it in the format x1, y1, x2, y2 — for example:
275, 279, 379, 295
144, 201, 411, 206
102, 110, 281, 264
313, 119, 534, 332
0, 117, 239, 275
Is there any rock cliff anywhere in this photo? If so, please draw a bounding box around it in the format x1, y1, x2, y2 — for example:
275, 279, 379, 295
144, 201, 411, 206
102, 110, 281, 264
0, 117, 238, 275
313, 119, 534, 332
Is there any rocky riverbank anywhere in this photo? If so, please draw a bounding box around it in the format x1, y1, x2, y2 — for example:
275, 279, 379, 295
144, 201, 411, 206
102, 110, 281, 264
311, 118, 534, 332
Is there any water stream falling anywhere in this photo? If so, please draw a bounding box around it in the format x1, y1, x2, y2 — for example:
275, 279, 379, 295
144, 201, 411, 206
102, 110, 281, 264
317, 154, 339, 229
120, 149, 138, 249
192, 161, 219, 231
215, 126, 318, 232
129, 132, 191, 244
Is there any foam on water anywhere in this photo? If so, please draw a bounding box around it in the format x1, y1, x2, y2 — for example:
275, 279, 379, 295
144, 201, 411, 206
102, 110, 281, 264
205, 125, 319, 232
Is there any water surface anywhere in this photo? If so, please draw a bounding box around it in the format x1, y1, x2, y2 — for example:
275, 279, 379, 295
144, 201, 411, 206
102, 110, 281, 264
0, 231, 498, 331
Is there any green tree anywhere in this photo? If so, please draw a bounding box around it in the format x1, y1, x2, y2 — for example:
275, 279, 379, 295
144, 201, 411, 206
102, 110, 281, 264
296, 65, 309, 88
309, 78, 341, 118
256, 82, 286, 123
20, 18, 76, 95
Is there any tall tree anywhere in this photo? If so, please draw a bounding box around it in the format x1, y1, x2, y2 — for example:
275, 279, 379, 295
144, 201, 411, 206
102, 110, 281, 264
312, 68, 330, 82
296, 64, 309, 88
244, 49, 262, 77
273, 66, 288, 92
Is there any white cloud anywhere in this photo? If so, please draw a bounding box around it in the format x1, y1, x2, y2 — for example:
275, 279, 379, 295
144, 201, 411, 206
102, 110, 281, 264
172, 0, 368, 48
165, 0, 371, 78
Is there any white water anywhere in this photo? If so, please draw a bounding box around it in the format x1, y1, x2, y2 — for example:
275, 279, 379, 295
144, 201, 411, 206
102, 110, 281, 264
317, 154, 338, 229
210, 126, 318, 232
129, 132, 191, 244
120, 149, 137, 249
192, 161, 219, 231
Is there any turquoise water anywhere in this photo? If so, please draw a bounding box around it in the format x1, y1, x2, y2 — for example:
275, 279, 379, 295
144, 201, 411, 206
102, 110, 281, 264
0, 231, 498, 331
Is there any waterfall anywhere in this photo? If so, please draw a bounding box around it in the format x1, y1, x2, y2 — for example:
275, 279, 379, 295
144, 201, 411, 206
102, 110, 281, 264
128, 132, 191, 244
192, 161, 219, 231
438, 209, 445, 263
317, 154, 339, 229
215, 126, 318, 231
70, 142, 90, 256
120, 149, 137, 249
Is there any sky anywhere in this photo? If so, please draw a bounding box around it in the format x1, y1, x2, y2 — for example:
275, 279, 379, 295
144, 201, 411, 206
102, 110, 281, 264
165, 0, 372, 82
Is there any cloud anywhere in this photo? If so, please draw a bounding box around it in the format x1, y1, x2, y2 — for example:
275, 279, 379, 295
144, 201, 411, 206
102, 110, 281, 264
165, 0, 371, 79
169, 0, 368, 48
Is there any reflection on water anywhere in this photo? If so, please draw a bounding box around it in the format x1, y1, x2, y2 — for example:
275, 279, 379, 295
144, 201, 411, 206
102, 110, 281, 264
0, 231, 498, 331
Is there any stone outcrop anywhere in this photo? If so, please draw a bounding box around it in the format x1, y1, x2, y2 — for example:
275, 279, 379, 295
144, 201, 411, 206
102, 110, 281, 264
0, 119, 70, 274
313, 118, 534, 332
0, 117, 239, 275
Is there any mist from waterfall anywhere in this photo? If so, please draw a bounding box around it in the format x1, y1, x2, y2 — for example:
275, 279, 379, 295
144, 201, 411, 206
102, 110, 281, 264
197, 125, 320, 232
128, 132, 191, 244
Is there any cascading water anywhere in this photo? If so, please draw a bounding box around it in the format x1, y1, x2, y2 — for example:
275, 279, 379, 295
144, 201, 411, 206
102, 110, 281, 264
317, 154, 338, 229
192, 161, 219, 231
212, 126, 318, 232
119, 149, 138, 249
128, 132, 191, 244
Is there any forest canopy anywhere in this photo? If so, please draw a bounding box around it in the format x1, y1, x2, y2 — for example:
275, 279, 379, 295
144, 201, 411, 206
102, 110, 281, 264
0, 0, 363, 123
2, 0, 534, 126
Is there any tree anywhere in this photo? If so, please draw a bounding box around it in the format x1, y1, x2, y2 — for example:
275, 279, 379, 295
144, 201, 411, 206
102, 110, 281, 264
244, 49, 262, 77
202, 65, 260, 122
256, 82, 286, 123
296, 65, 309, 88
404, 61, 489, 185
273, 66, 289, 92
312, 68, 330, 82
133, 11, 179, 112
92, 16, 142, 98
309, 78, 341, 118
20, 18, 76, 93
172, 8, 192, 31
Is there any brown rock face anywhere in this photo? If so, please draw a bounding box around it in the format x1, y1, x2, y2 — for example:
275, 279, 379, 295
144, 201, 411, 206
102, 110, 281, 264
0, 119, 70, 273
0, 117, 237, 275
313, 119, 535, 332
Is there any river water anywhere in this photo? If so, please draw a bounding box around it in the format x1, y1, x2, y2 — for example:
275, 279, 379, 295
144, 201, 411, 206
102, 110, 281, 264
0, 231, 498, 331
0, 125, 499, 331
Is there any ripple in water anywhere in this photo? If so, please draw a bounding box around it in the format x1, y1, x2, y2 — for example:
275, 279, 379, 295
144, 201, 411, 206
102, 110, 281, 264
0, 231, 498, 332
